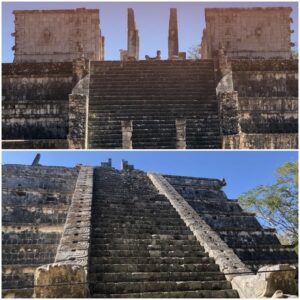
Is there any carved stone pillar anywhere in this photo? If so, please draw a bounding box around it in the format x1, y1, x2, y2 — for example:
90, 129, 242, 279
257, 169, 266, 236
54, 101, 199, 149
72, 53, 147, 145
122, 120, 133, 149
168, 8, 179, 59
176, 119, 186, 149
127, 8, 139, 60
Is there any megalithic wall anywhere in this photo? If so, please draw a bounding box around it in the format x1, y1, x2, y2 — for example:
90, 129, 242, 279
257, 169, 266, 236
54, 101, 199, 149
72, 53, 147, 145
128, 8, 139, 60
168, 8, 179, 59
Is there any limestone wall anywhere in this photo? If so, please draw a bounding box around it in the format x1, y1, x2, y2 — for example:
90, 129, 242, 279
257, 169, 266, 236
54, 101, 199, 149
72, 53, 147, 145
2, 62, 73, 101
13, 8, 104, 62
223, 133, 298, 149
201, 7, 292, 59
232, 59, 298, 98
222, 59, 299, 148
2, 62, 73, 146
2, 164, 79, 298
2, 100, 68, 140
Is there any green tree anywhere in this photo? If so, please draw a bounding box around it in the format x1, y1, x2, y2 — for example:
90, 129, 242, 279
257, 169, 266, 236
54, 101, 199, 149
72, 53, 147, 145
187, 44, 201, 59
238, 161, 298, 248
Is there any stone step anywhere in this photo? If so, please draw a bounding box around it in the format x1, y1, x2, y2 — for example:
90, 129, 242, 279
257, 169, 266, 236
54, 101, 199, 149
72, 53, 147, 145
90, 263, 220, 273
92, 228, 192, 235
95, 289, 238, 298
91, 256, 213, 265
90, 249, 207, 258
91, 280, 232, 294
89, 95, 217, 101
92, 238, 201, 247
236, 248, 298, 261
91, 233, 197, 241
92, 224, 189, 232
89, 271, 226, 283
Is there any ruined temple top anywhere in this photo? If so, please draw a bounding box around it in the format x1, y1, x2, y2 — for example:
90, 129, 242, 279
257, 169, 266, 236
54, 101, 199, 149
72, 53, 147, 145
205, 6, 292, 13
13, 8, 99, 14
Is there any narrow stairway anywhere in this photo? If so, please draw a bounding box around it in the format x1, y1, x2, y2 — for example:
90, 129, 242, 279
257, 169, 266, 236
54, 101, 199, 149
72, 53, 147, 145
88, 167, 238, 298
88, 60, 221, 149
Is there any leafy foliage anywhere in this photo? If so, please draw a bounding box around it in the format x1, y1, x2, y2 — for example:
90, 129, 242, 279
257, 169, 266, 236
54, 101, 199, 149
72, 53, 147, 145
187, 44, 201, 59
238, 161, 298, 247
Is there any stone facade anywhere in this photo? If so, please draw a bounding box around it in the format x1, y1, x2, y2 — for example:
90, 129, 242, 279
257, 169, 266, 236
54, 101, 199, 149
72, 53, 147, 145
2, 164, 79, 297
13, 8, 104, 62
2, 6, 298, 149
201, 7, 293, 59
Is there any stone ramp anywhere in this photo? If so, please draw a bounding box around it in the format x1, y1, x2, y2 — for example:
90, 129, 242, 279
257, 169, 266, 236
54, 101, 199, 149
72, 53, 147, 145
164, 175, 298, 272
88, 60, 221, 149
88, 167, 238, 297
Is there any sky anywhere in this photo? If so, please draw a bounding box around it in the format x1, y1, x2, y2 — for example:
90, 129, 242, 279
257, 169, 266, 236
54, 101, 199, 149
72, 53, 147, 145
2, 1, 298, 61
2, 150, 298, 199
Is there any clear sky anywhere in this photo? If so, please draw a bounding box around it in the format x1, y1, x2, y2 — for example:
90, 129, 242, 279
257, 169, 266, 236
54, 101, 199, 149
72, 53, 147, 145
2, 1, 298, 61
2, 150, 298, 199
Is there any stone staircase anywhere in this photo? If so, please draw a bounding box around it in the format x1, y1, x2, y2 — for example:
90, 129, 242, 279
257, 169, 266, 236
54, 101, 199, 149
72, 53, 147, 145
88, 167, 238, 298
164, 175, 298, 272
88, 60, 221, 149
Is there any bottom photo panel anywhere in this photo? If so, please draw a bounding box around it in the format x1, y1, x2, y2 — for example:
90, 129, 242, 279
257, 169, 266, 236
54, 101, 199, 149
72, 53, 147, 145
2, 151, 298, 298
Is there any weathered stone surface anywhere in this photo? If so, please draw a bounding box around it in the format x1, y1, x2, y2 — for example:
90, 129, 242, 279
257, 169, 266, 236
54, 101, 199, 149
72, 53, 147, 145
13, 8, 104, 63
219, 91, 240, 135
68, 94, 88, 149
121, 120, 133, 149
55, 166, 93, 270
231, 264, 297, 298
164, 174, 298, 273
201, 7, 293, 59
255, 265, 297, 297
88, 60, 221, 149
34, 263, 88, 298
175, 119, 186, 149
2, 7, 298, 150
168, 8, 179, 59
2, 164, 79, 298
223, 133, 298, 149
88, 166, 238, 298
148, 173, 251, 281
127, 8, 139, 60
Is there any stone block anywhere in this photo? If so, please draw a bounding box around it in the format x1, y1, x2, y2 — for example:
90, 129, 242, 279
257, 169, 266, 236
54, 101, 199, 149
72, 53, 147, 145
34, 263, 88, 298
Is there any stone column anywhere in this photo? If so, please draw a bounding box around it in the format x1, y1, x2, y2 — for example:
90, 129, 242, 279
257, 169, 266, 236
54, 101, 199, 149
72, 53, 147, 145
122, 120, 133, 149
175, 119, 186, 149
168, 8, 179, 59
127, 8, 139, 60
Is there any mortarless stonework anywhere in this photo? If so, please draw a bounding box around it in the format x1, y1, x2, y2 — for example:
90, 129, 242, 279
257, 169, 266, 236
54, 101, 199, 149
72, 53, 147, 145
13, 8, 104, 63
201, 7, 293, 59
2, 164, 79, 298
34, 166, 93, 298
2, 161, 298, 298
2, 6, 298, 149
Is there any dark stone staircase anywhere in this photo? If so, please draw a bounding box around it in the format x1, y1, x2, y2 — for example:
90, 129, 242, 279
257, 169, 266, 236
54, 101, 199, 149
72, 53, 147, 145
164, 175, 298, 272
88, 60, 221, 149
88, 167, 238, 298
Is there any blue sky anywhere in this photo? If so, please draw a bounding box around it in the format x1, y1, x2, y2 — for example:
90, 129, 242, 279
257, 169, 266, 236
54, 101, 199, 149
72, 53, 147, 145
2, 151, 298, 199
2, 1, 298, 61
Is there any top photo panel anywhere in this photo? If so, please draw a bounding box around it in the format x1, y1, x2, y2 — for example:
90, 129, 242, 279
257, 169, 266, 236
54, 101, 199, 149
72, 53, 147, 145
2, 2, 298, 150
